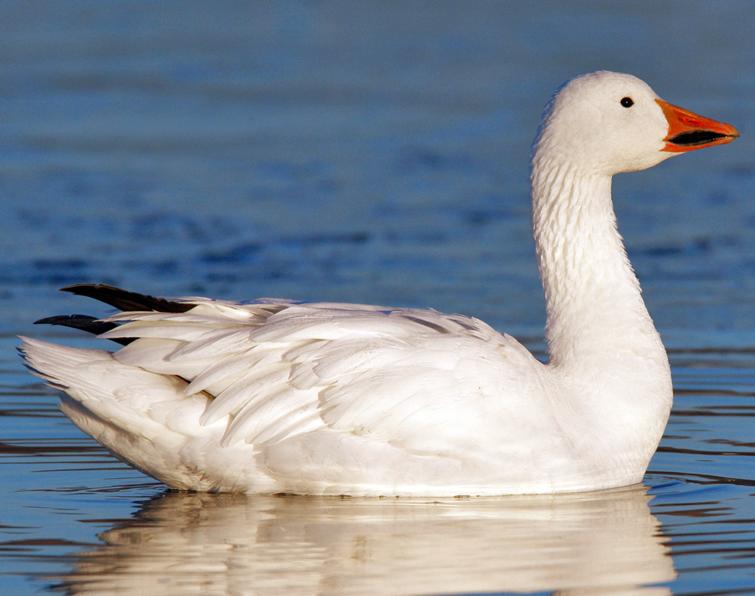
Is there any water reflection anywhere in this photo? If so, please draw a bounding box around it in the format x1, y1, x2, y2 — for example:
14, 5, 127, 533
58, 486, 674, 595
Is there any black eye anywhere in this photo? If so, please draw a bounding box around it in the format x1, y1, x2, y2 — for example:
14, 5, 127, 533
620, 97, 634, 108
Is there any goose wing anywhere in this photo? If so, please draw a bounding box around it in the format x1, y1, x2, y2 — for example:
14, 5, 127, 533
88, 293, 541, 452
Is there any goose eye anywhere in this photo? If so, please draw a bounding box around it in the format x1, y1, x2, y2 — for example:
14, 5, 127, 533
620, 97, 634, 108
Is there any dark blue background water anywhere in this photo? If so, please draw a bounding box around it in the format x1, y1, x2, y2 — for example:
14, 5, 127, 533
1, 1, 753, 593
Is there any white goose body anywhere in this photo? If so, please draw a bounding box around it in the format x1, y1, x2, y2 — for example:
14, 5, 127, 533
20, 71, 738, 496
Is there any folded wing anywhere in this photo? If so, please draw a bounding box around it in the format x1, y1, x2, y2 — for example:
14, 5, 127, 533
91, 295, 538, 454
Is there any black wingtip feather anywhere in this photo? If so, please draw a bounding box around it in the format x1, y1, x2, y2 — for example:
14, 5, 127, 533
60, 283, 194, 314
32, 284, 194, 346
34, 314, 134, 345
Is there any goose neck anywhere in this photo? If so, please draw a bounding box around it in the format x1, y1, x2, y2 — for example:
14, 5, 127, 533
530, 157, 663, 369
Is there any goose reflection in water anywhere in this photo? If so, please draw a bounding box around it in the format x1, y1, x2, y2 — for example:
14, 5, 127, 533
56, 484, 675, 595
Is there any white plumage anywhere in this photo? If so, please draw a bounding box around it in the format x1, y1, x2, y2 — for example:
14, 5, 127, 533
19, 71, 738, 495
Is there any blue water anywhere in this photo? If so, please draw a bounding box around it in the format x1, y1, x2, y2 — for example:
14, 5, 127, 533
1, 1, 753, 593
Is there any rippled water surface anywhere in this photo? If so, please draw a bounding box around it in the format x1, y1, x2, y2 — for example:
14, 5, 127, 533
1, 1, 754, 594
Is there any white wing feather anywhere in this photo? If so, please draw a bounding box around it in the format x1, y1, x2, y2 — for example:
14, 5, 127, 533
97, 299, 539, 455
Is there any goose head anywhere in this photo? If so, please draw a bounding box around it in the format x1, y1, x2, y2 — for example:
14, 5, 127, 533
534, 71, 739, 175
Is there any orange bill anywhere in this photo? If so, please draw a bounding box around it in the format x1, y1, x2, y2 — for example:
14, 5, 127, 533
657, 99, 739, 152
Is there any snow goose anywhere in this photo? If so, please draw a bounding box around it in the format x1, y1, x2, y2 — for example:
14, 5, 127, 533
20, 71, 739, 496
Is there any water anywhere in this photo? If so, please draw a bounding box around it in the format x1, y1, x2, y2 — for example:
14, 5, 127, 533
0, 1, 753, 593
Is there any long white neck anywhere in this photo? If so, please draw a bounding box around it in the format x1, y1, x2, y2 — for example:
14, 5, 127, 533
531, 155, 667, 372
